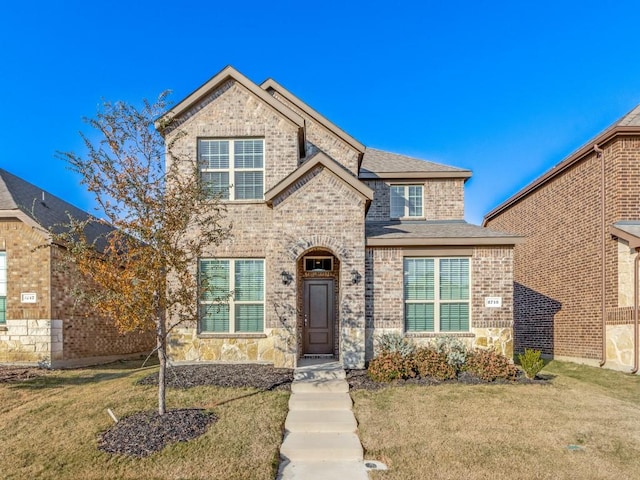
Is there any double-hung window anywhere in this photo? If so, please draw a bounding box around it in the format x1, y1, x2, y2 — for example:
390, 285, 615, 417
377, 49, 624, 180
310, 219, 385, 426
0, 252, 6, 324
199, 259, 264, 333
404, 257, 470, 332
390, 185, 423, 218
199, 139, 264, 200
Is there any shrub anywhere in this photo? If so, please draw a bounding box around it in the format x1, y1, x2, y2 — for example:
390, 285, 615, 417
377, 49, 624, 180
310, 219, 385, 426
464, 349, 518, 382
518, 348, 545, 379
376, 332, 415, 357
431, 336, 468, 370
412, 347, 457, 380
367, 351, 415, 383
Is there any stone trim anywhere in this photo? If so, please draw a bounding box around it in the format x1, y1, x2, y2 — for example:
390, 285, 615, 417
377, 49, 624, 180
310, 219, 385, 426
472, 320, 513, 328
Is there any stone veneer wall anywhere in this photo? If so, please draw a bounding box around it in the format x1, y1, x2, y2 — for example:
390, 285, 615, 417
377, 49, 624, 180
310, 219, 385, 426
364, 179, 465, 222
364, 245, 514, 360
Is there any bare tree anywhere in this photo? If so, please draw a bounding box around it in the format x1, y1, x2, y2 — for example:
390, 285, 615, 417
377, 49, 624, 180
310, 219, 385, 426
54, 93, 229, 414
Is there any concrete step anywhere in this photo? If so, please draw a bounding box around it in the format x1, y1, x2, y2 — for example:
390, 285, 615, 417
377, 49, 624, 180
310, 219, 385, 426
294, 365, 346, 382
288, 392, 352, 411
285, 409, 357, 433
280, 432, 364, 462
291, 379, 349, 394
277, 460, 369, 480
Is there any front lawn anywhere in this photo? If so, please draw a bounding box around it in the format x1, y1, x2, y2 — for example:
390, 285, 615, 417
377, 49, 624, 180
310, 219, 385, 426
0, 361, 289, 480
353, 360, 640, 480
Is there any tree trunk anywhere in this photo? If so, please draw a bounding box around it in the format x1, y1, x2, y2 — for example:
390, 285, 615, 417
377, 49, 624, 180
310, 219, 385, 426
157, 309, 167, 416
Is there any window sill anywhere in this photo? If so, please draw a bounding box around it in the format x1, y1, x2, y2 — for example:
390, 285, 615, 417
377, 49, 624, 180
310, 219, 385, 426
197, 333, 267, 339
391, 217, 426, 221
405, 332, 474, 338
218, 200, 266, 205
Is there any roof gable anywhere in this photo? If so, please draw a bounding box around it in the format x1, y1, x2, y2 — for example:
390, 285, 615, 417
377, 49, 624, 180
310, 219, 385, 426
360, 148, 472, 180
261, 78, 365, 154
264, 152, 373, 207
155, 66, 306, 137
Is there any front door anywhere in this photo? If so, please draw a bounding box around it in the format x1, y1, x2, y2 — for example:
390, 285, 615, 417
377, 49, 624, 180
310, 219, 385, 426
303, 279, 334, 355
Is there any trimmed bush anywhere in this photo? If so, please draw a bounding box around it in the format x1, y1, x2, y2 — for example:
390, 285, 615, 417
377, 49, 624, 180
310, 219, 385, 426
518, 348, 545, 379
367, 351, 415, 383
376, 332, 416, 357
431, 336, 468, 370
412, 347, 457, 380
464, 349, 518, 382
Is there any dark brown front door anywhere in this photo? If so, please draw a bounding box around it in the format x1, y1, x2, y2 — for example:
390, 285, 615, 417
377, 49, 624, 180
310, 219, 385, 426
303, 279, 334, 355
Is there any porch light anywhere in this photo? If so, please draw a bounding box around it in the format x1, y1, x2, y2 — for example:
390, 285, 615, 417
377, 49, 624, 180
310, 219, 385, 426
351, 269, 362, 285
281, 270, 293, 286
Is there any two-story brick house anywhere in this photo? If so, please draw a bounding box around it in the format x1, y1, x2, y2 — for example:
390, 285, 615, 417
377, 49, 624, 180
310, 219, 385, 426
160, 66, 521, 368
0, 168, 155, 367
484, 105, 640, 373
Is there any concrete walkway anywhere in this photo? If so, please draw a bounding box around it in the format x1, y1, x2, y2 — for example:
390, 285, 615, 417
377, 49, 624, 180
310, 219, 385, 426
277, 359, 369, 480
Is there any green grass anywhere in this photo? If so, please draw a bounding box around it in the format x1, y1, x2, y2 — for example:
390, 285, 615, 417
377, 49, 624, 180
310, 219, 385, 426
0, 361, 289, 480
353, 360, 640, 480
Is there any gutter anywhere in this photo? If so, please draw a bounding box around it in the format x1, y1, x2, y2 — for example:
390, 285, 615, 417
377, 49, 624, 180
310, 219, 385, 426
595, 144, 607, 367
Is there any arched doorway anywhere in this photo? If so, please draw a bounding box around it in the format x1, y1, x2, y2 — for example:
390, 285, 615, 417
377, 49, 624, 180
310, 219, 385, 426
297, 248, 340, 358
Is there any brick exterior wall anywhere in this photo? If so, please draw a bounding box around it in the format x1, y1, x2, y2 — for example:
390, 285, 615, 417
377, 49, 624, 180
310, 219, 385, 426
0, 218, 154, 366
485, 136, 640, 364
364, 245, 514, 360
364, 179, 465, 221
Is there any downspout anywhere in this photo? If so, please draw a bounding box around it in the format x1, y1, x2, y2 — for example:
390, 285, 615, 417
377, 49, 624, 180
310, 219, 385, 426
594, 144, 606, 367
632, 248, 639, 374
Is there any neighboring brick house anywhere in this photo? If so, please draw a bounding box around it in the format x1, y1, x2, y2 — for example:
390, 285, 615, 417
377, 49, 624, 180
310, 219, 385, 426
159, 66, 521, 369
484, 106, 640, 373
0, 169, 155, 367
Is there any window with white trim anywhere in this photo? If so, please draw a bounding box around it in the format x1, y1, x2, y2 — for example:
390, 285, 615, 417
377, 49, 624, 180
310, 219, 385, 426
198, 139, 264, 200
0, 252, 6, 324
404, 257, 470, 332
199, 259, 264, 333
390, 185, 423, 218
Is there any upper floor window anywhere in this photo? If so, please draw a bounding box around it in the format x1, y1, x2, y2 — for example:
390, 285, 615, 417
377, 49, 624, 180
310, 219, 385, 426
198, 139, 264, 201
390, 185, 423, 218
0, 252, 6, 324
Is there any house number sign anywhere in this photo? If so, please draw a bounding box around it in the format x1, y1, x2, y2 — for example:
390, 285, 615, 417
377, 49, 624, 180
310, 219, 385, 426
21, 293, 37, 303
484, 297, 502, 308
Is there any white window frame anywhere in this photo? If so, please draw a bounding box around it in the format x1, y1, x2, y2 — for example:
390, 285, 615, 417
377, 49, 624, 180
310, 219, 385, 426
199, 258, 265, 334
198, 138, 265, 201
403, 257, 471, 333
390, 184, 424, 219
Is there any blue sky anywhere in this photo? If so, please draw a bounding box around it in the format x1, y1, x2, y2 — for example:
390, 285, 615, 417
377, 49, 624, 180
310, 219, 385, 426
2, 1, 640, 224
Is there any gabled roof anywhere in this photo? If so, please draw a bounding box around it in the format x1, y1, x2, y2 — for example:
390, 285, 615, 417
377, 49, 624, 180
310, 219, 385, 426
359, 148, 472, 180
264, 151, 373, 207
484, 104, 640, 224
611, 221, 640, 249
366, 220, 523, 246
0, 168, 113, 243
260, 78, 366, 154
155, 66, 306, 139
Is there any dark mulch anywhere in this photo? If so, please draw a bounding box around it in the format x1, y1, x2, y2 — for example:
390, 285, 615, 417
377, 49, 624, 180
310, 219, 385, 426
98, 408, 217, 457
346, 368, 549, 390
138, 363, 294, 391
0, 366, 47, 383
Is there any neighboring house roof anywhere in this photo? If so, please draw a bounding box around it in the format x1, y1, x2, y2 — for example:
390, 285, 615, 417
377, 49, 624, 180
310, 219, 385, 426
484, 104, 640, 224
264, 151, 374, 207
0, 168, 113, 244
366, 220, 522, 246
611, 221, 640, 249
260, 78, 366, 154
359, 148, 472, 180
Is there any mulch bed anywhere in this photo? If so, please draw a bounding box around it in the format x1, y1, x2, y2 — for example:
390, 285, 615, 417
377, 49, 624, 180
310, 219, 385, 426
0, 366, 47, 383
98, 408, 217, 457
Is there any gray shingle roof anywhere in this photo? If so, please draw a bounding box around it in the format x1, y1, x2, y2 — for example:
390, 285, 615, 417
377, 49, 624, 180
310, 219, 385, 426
617, 105, 640, 126
0, 168, 113, 243
366, 220, 522, 246
613, 221, 640, 238
360, 148, 471, 179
